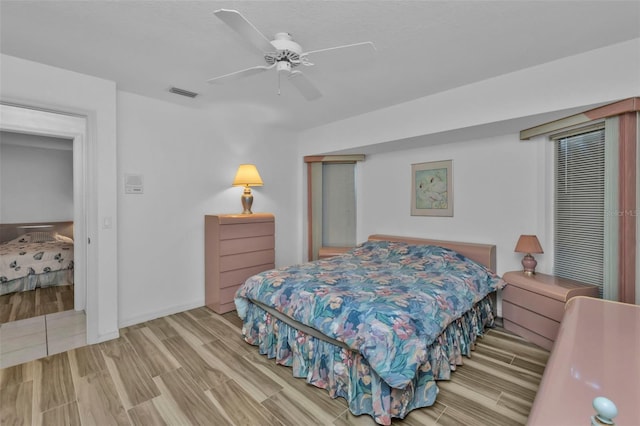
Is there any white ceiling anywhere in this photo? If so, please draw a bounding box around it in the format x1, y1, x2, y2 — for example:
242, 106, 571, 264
1, 1, 639, 131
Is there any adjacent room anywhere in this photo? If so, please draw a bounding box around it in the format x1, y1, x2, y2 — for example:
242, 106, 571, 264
0, 131, 86, 367
0, 1, 638, 425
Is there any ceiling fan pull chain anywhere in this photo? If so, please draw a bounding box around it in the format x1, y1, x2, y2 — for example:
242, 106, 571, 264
277, 69, 282, 95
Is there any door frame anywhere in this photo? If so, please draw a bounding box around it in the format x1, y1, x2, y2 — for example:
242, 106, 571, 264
1, 103, 88, 316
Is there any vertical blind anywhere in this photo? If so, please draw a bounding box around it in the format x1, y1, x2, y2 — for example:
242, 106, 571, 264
554, 127, 605, 295
322, 163, 356, 247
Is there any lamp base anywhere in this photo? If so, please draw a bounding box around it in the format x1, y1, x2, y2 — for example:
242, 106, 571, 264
522, 253, 538, 275
240, 186, 254, 214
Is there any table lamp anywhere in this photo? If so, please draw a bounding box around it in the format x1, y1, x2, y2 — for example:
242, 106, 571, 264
514, 235, 543, 275
232, 164, 263, 214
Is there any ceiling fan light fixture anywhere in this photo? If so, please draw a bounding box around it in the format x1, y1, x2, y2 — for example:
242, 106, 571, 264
277, 61, 292, 73
270, 33, 301, 53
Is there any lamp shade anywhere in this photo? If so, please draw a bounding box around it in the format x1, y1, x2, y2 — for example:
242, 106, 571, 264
514, 235, 544, 254
232, 164, 263, 187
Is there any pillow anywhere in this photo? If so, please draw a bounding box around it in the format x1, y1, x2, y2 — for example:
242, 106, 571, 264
30, 231, 56, 243
54, 234, 74, 244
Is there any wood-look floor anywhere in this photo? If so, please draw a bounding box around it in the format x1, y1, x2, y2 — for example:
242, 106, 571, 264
0, 307, 549, 425
0, 285, 74, 324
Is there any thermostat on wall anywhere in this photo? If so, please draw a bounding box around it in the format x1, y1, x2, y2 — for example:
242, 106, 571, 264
124, 174, 144, 194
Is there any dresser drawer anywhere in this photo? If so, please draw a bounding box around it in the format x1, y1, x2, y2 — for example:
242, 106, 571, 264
215, 301, 236, 315
220, 249, 275, 272
220, 235, 274, 255
503, 319, 554, 351
219, 222, 274, 240
219, 284, 242, 306
502, 284, 565, 322
502, 301, 560, 342
219, 263, 276, 289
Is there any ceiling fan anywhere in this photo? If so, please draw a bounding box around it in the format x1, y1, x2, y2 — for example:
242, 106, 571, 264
208, 9, 376, 101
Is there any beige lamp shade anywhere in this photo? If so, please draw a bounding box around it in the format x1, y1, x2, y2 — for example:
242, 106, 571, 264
232, 164, 263, 187
232, 164, 263, 214
514, 235, 544, 254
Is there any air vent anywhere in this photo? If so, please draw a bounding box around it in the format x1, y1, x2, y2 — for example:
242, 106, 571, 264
169, 87, 199, 98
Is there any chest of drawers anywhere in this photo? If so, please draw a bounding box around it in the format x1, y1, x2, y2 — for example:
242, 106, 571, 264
205, 213, 275, 314
502, 271, 599, 350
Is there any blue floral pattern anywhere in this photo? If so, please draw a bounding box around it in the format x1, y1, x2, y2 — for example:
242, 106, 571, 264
235, 240, 505, 389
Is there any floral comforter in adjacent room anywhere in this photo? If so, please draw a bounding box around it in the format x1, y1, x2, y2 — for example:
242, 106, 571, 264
0, 234, 74, 285
235, 240, 505, 389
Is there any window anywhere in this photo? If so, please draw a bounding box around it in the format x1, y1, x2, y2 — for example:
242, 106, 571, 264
522, 98, 638, 303
305, 155, 364, 260
322, 163, 357, 248
553, 126, 606, 295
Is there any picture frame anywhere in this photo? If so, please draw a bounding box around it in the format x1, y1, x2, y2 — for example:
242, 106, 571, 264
411, 160, 453, 217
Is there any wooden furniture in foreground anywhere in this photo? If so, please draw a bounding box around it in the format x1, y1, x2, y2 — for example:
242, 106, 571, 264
501, 271, 599, 350
204, 213, 275, 314
528, 297, 640, 425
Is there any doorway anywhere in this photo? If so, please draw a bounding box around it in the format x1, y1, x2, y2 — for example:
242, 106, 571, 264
0, 104, 89, 366
0, 131, 76, 322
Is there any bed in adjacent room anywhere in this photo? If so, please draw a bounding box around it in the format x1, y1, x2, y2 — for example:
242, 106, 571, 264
234, 234, 504, 425
0, 222, 74, 296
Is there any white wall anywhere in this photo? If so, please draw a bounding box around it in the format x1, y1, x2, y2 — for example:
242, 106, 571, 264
356, 135, 545, 276
2, 36, 637, 334
0, 54, 302, 334
300, 39, 640, 155
116, 92, 300, 326
1, 54, 118, 343
0, 54, 302, 333
300, 39, 640, 282
1, 134, 73, 223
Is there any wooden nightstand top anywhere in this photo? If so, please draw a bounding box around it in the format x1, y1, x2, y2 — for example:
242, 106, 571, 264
502, 271, 600, 303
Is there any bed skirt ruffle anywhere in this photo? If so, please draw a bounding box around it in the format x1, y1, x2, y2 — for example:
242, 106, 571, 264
240, 295, 496, 425
0, 269, 74, 296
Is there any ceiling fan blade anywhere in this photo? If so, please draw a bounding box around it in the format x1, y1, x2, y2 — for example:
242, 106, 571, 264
288, 71, 322, 101
213, 9, 274, 54
207, 64, 275, 84
302, 41, 376, 59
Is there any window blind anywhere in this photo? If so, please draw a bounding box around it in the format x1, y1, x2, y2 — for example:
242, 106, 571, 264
554, 128, 605, 295
322, 163, 356, 247
305, 155, 364, 260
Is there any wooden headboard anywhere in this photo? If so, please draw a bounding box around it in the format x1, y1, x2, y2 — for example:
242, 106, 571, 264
368, 234, 497, 272
0, 221, 74, 244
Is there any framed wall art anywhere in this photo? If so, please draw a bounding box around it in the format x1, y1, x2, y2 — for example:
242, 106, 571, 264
411, 160, 453, 217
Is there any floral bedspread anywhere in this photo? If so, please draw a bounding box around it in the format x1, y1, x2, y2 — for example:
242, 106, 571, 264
0, 237, 74, 283
235, 240, 505, 389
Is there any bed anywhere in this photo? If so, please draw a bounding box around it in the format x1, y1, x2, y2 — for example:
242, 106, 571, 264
234, 234, 505, 424
0, 223, 74, 296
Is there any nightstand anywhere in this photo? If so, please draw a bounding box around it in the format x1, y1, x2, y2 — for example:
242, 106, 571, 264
317, 246, 351, 259
501, 271, 599, 350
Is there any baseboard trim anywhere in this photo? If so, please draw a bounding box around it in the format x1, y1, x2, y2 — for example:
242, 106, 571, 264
118, 299, 203, 329
92, 330, 120, 344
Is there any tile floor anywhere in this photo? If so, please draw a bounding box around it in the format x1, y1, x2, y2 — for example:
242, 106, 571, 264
0, 310, 86, 368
